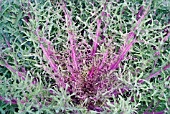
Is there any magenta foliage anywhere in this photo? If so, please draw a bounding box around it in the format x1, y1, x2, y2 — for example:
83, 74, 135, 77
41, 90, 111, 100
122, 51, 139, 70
163, 32, 170, 42
134, 4, 151, 31
3, 60, 25, 80
139, 30, 170, 84
30, 0, 156, 110
34, 1, 155, 110
91, 19, 102, 56
139, 63, 170, 84
110, 34, 136, 70
136, 6, 144, 21
1, 0, 169, 113
63, 2, 78, 70
40, 44, 58, 72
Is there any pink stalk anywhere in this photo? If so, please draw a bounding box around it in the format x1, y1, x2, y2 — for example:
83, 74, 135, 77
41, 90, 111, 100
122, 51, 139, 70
40, 44, 57, 72
166, 76, 170, 81
41, 61, 58, 81
2, 34, 10, 48
136, 6, 144, 20
134, 4, 151, 31
110, 3, 150, 71
146, 70, 162, 80
91, 19, 102, 56
99, 50, 108, 69
138, 79, 144, 83
163, 64, 170, 70
4, 62, 25, 80
35, 28, 57, 72
88, 66, 95, 78
91, 2, 107, 56
163, 32, 170, 42
139, 64, 170, 84
39, 37, 55, 56
47, 41, 55, 56
147, 64, 170, 80
62, 2, 78, 70
5, 63, 16, 73
110, 39, 136, 70
125, 31, 136, 45
66, 58, 74, 73
69, 31, 78, 70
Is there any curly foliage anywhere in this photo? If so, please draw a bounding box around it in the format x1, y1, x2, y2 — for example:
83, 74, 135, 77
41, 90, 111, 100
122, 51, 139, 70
0, 0, 170, 113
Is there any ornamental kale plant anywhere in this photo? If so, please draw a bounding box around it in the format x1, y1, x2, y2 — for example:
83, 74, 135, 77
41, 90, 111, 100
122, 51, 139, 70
0, 0, 170, 113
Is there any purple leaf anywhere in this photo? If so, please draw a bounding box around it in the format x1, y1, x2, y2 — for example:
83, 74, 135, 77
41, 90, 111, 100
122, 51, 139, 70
110, 39, 136, 70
